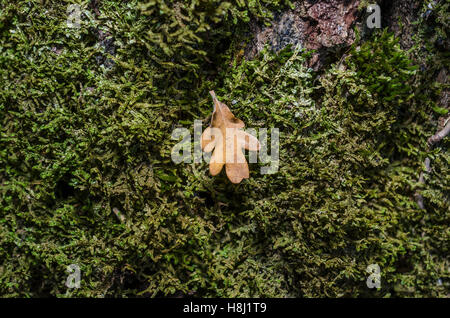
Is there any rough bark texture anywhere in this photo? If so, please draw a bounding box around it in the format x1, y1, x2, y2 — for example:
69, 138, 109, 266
244, 0, 361, 69
380, 0, 421, 50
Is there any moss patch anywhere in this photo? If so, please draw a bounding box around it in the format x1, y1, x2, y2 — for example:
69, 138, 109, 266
0, 1, 448, 297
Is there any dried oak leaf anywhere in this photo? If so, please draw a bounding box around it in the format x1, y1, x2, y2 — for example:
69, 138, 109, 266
201, 91, 260, 184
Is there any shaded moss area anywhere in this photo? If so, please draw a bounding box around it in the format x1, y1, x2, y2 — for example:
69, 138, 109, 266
0, 0, 448, 297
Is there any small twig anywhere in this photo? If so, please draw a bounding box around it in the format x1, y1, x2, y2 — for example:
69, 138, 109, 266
415, 157, 431, 210
418, 157, 432, 184
428, 119, 450, 146
112, 207, 126, 223
415, 118, 449, 209
209, 90, 219, 112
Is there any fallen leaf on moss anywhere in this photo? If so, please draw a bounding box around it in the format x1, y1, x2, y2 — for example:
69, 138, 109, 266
201, 91, 260, 184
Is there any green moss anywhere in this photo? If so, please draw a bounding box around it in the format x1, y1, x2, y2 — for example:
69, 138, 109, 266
0, 1, 448, 297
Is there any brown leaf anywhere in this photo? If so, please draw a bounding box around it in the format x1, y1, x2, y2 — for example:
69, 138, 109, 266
201, 91, 260, 184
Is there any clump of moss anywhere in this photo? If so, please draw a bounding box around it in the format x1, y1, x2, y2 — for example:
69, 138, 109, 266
215, 30, 448, 297
0, 0, 448, 297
